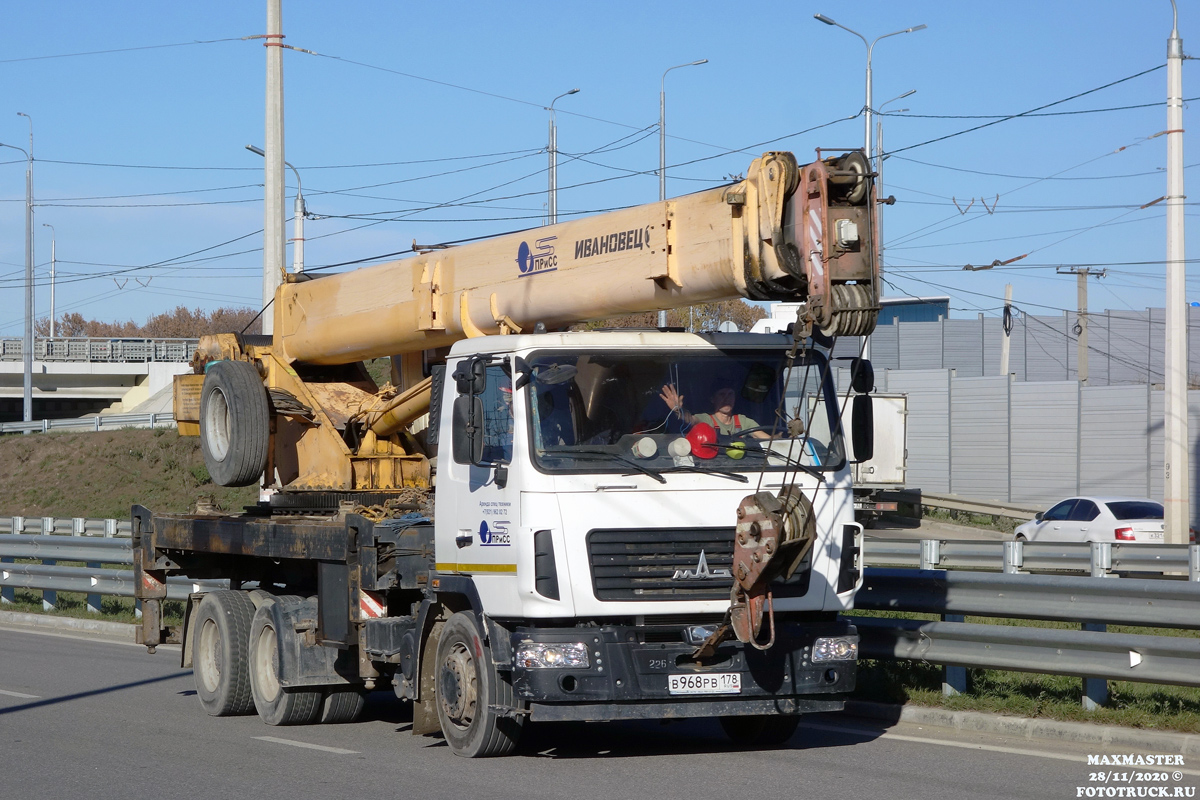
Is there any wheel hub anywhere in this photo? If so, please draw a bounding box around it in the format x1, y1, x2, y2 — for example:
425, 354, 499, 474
438, 642, 477, 729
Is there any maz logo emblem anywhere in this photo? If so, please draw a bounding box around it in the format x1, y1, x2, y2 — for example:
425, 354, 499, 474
671, 550, 732, 581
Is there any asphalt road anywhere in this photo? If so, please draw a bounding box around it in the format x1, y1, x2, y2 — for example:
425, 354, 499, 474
4, 625, 1190, 800
867, 514, 1015, 542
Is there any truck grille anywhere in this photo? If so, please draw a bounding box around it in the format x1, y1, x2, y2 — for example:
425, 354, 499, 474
587, 527, 735, 601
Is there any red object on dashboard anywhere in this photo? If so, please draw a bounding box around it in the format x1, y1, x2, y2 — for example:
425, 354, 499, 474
686, 422, 719, 459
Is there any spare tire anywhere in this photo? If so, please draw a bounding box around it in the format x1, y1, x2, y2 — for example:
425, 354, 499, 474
200, 360, 270, 487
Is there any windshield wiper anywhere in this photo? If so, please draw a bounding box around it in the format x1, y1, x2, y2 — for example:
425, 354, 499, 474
541, 448, 666, 484
658, 465, 749, 483
738, 447, 826, 482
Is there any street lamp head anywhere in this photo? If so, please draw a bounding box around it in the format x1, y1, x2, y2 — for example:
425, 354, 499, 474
16, 112, 28, 118
814, 13, 837, 25
906, 24, 927, 33
567, 88, 580, 95
691, 59, 708, 66
246, 144, 266, 156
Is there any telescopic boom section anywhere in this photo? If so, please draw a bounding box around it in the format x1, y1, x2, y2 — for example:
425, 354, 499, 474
179, 150, 878, 493
274, 150, 879, 367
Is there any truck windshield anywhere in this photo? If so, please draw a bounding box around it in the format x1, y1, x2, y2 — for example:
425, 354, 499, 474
525, 348, 845, 475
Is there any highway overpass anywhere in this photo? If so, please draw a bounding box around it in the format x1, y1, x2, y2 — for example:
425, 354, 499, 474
0, 338, 195, 422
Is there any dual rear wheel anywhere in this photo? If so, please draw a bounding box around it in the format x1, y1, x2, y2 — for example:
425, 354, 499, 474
191, 591, 366, 726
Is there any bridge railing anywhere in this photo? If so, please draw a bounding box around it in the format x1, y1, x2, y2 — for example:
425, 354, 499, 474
0, 337, 197, 363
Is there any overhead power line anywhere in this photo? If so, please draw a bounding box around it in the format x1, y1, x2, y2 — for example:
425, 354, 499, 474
884, 64, 1166, 157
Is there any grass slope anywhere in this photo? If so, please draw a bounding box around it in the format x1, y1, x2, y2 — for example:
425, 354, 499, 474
0, 428, 257, 519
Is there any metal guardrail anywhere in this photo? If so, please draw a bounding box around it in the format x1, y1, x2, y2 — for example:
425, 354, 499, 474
0, 517, 132, 537
916, 491, 1044, 522
0, 528, 223, 611
857, 567, 1200, 628
853, 567, 1200, 692
866, 538, 1200, 580
0, 412, 175, 436
0, 337, 196, 363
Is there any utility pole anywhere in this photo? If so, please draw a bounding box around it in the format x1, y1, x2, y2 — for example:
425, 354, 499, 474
999, 283, 1013, 376
1164, 0, 1190, 545
1057, 267, 1105, 385
547, 88, 579, 226
262, 0, 286, 335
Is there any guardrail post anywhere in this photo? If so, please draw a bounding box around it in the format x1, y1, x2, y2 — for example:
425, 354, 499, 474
104, 519, 117, 538
1082, 622, 1109, 710
93, 416, 100, 432
1190, 545, 1199, 582
72, 518, 85, 536
12, 516, 25, 534
920, 539, 942, 571
1090, 542, 1113, 578
86, 561, 102, 614
1003, 540, 1024, 574
942, 614, 968, 696
0, 517, 12, 603
41, 559, 56, 612
41, 516, 54, 535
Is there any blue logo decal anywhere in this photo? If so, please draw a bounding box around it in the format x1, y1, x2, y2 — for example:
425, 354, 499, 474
478, 519, 511, 546
516, 236, 558, 277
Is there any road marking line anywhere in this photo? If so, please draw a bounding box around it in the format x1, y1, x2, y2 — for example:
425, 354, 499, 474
800, 722, 1200, 777
253, 736, 359, 755
0, 689, 40, 699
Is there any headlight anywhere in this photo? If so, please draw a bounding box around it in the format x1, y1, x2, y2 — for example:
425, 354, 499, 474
515, 642, 590, 669
812, 636, 859, 662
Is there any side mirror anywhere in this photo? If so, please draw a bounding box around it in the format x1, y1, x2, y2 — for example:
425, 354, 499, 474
851, 394, 874, 463
452, 395, 485, 464
1035, 511, 1044, 522
452, 358, 488, 396
849, 358, 874, 394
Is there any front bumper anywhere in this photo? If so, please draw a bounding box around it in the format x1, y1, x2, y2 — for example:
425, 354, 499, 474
510, 618, 857, 723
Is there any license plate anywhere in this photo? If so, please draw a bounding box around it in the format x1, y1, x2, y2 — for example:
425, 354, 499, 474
668, 672, 741, 695
1144, 530, 1165, 541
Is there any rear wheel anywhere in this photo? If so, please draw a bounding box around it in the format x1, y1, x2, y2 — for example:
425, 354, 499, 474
719, 714, 801, 748
192, 590, 256, 716
199, 359, 270, 487
434, 611, 524, 757
319, 687, 368, 724
248, 601, 322, 726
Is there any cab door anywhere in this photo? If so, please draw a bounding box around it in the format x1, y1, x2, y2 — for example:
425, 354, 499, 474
436, 361, 522, 590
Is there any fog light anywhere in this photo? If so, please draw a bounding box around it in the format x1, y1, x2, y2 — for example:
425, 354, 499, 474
515, 642, 590, 669
812, 636, 858, 662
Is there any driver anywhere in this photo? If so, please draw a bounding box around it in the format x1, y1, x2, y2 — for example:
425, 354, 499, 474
659, 384, 772, 439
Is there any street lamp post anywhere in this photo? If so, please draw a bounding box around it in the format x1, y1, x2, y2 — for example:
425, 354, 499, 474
659, 59, 707, 203
247, 145, 305, 273
813, 14, 926, 175
0, 136, 33, 423
547, 88, 580, 226
42, 223, 55, 338
1164, 0, 1190, 544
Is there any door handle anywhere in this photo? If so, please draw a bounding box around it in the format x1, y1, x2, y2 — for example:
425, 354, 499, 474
455, 532, 473, 548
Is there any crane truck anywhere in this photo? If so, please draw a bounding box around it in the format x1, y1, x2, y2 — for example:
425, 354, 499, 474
133, 149, 880, 756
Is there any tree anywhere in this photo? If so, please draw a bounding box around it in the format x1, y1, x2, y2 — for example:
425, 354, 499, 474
35, 306, 263, 338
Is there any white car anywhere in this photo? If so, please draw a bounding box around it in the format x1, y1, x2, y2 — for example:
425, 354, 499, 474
1014, 497, 1164, 544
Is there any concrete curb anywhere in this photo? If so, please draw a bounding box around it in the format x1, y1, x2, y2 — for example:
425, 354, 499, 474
846, 700, 1200, 757
0, 610, 136, 641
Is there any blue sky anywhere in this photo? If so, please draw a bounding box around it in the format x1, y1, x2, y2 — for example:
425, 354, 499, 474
0, 1, 1196, 336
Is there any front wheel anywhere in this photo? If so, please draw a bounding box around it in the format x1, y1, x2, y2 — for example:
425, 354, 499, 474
434, 611, 524, 757
719, 714, 801, 748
